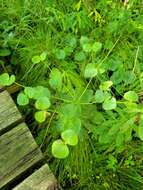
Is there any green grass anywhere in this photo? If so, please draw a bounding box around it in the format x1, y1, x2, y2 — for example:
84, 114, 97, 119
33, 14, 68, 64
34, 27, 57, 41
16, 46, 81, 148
1, 0, 143, 189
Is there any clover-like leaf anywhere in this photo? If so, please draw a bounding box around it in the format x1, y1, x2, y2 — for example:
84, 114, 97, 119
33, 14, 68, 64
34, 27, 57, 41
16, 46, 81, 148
74, 51, 86, 62
24, 87, 35, 98
124, 91, 138, 102
80, 36, 89, 46
32, 86, 51, 99
92, 42, 102, 53
0, 73, 10, 86
9, 75, 16, 85
49, 68, 62, 90
54, 49, 66, 60
40, 51, 47, 61
35, 97, 51, 110
61, 129, 78, 146
52, 139, 69, 159
95, 89, 105, 103
82, 43, 92, 53
103, 97, 117, 110
17, 92, 29, 106
34, 111, 47, 123
32, 55, 41, 64
84, 63, 98, 78
100, 81, 113, 91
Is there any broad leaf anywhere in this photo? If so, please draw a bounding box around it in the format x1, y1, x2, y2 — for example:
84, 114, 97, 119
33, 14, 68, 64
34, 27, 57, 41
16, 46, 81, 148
61, 129, 78, 146
40, 51, 47, 61
95, 89, 105, 103
9, 75, 16, 85
84, 63, 98, 78
103, 97, 117, 110
32, 86, 51, 99
124, 91, 138, 102
24, 87, 35, 98
49, 68, 62, 90
100, 81, 113, 91
0, 73, 10, 86
32, 55, 41, 64
17, 92, 29, 106
52, 139, 69, 159
92, 42, 102, 53
34, 111, 47, 123
54, 49, 66, 60
35, 97, 51, 110
74, 51, 86, 62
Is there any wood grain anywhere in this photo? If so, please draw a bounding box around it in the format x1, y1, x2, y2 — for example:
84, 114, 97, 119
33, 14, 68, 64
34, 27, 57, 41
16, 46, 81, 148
0, 123, 43, 189
13, 164, 58, 190
0, 91, 22, 134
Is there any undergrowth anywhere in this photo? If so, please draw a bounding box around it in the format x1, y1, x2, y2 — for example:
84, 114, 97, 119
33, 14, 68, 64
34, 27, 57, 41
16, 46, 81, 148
1, 0, 143, 189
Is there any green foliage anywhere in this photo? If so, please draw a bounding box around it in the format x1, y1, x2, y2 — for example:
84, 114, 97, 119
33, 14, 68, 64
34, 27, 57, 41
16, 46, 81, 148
0, 73, 15, 86
84, 63, 98, 78
52, 139, 69, 159
34, 111, 47, 123
61, 129, 78, 146
102, 97, 117, 110
49, 68, 62, 90
17, 92, 29, 106
124, 91, 139, 102
35, 97, 51, 110
1, 0, 143, 189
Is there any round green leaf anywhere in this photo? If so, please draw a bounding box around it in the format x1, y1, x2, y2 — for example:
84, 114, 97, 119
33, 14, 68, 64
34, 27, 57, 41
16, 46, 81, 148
32, 86, 51, 100
49, 68, 62, 90
34, 111, 47, 123
40, 51, 47, 61
35, 97, 51, 110
74, 51, 86, 62
95, 89, 105, 103
80, 36, 89, 46
24, 87, 35, 98
84, 63, 98, 78
82, 43, 92, 53
9, 75, 16, 85
103, 97, 117, 110
17, 92, 29, 106
100, 81, 113, 91
92, 42, 102, 53
124, 91, 138, 102
52, 139, 69, 159
54, 49, 66, 60
0, 73, 10, 86
61, 129, 78, 146
32, 55, 41, 64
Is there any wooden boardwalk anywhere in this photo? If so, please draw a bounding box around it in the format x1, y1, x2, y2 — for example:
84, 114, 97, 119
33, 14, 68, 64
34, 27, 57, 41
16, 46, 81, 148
0, 87, 57, 190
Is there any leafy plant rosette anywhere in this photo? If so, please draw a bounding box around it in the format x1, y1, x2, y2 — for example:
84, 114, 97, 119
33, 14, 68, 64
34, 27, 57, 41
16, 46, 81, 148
0, 57, 142, 159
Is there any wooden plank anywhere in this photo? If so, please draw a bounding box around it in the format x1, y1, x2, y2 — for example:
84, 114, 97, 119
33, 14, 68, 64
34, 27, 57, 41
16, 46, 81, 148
13, 164, 58, 190
0, 123, 43, 189
0, 91, 22, 134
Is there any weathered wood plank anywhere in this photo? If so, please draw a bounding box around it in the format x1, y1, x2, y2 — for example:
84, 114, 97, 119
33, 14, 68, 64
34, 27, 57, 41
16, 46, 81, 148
0, 91, 22, 134
13, 164, 58, 190
0, 123, 43, 189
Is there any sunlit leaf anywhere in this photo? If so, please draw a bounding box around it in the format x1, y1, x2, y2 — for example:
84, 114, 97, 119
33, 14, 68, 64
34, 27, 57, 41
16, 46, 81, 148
124, 91, 138, 102
35, 97, 51, 110
61, 129, 78, 146
52, 139, 69, 159
17, 92, 29, 106
34, 111, 47, 123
